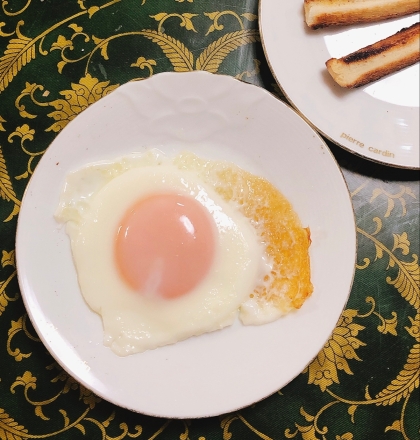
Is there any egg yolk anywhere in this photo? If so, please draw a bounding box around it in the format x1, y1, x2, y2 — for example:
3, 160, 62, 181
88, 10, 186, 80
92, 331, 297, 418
115, 193, 216, 299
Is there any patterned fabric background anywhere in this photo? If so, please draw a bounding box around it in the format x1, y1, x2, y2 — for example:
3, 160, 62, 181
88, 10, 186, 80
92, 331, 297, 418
0, 1, 419, 439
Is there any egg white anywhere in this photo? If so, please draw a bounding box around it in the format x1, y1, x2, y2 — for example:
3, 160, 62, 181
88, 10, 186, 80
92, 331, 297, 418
56, 150, 264, 356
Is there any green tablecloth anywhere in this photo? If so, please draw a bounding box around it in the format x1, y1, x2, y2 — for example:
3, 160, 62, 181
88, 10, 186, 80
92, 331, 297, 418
0, 1, 419, 439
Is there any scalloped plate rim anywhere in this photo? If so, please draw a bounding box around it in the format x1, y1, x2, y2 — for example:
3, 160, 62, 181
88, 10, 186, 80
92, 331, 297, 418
15, 71, 356, 418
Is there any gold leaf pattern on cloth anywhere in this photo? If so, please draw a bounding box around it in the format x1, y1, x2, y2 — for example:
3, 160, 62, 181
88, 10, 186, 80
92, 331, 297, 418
0, 0, 121, 95
1, 0, 32, 16
50, 34, 73, 52
305, 309, 366, 391
386, 255, 420, 310
0, 1, 419, 439
1, 249, 15, 268
0, 408, 28, 440
392, 232, 411, 255
0, 145, 20, 221
141, 30, 194, 71
10, 369, 37, 392
196, 29, 260, 72
370, 185, 417, 218
0, 270, 18, 316
7, 123, 41, 180
376, 311, 398, 336
357, 225, 420, 310
0, 115, 6, 131
46, 74, 119, 132
374, 343, 420, 406
284, 405, 355, 440
0, 22, 35, 93
130, 56, 157, 78
7, 316, 32, 361
150, 12, 199, 33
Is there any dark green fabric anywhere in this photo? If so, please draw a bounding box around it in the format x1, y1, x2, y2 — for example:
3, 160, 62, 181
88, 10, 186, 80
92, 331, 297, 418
0, 1, 419, 439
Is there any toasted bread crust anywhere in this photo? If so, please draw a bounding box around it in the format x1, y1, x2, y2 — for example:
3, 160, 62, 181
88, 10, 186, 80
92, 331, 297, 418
304, 0, 419, 29
326, 22, 420, 88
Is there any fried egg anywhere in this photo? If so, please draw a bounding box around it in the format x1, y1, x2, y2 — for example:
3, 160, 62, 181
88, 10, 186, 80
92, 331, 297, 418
55, 149, 313, 356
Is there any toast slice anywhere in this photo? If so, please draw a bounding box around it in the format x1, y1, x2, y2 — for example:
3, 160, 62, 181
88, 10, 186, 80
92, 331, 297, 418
304, 0, 419, 29
325, 22, 420, 88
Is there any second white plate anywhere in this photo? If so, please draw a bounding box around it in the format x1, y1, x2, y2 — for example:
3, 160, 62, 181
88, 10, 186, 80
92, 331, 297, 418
260, 0, 420, 169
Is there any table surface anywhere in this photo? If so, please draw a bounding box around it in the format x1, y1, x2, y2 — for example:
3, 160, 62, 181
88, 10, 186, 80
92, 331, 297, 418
0, 1, 419, 439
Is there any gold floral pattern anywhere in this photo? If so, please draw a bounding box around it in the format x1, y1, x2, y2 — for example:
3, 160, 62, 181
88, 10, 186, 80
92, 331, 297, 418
46, 74, 119, 132
0, 1, 419, 439
0, 144, 20, 221
305, 308, 366, 392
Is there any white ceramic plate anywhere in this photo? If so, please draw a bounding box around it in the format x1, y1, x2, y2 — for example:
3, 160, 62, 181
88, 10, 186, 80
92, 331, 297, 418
16, 71, 356, 418
260, 0, 420, 169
